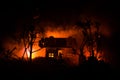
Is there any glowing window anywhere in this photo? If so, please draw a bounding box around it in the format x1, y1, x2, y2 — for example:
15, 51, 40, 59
48, 53, 54, 58
58, 50, 62, 56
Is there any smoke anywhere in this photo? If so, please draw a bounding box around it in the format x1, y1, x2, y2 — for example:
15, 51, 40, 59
0, 13, 113, 66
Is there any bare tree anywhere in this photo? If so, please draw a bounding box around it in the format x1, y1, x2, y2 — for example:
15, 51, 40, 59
76, 18, 102, 64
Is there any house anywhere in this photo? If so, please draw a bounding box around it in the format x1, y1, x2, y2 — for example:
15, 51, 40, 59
39, 36, 77, 59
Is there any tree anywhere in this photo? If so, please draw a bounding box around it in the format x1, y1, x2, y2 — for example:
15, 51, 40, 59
76, 18, 102, 65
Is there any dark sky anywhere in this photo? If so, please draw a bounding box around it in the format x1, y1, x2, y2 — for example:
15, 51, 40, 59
0, 0, 120, 67
0, 0, 120, 33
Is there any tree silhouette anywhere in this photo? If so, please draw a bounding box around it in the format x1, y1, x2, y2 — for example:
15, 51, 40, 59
76, 18, 102, 65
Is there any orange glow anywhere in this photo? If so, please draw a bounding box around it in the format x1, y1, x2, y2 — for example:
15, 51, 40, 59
44, 26, 82, 38
15, 45, 46, 60
23, 37, 46, 59
31, 47, 46, 59
2, 20, 111, 65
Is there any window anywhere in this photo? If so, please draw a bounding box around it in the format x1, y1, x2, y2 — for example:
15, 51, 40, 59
48, 53, 54, 58
58, 50, 62, 56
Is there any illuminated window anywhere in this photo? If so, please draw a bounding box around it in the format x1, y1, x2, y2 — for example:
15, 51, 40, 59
58, 50, 62, 56
48, 53, 54, 58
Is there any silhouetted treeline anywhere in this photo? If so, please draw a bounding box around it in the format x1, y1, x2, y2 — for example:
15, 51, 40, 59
0, 56, 118, 80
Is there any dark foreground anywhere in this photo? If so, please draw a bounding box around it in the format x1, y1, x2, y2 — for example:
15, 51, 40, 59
0, 58, 119, 80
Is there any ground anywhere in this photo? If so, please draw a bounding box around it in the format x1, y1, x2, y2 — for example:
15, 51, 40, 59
0, 57, 119, 79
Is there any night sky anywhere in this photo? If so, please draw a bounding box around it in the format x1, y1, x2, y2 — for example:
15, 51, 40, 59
0, 0, 120, 68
